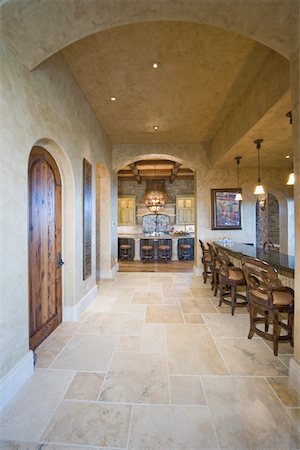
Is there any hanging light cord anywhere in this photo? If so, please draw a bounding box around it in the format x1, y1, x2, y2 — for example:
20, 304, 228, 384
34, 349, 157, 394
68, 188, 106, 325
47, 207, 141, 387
254, 139, 263, 184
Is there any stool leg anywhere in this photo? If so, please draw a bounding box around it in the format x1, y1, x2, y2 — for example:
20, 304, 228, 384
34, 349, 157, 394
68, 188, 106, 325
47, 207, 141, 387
248, 303, 255, 339
214, 273, 219, 297
273, 310, 280, 356
288, 312, 294, 347
264, 311, 269, 332
231, 284, 236, 316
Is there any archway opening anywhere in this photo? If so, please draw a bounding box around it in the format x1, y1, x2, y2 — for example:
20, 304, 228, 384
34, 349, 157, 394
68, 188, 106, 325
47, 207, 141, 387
117, 155, 195, 271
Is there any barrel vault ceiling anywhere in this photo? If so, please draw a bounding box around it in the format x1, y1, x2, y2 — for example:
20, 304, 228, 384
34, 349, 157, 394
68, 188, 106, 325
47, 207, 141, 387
60, 21, 292, 170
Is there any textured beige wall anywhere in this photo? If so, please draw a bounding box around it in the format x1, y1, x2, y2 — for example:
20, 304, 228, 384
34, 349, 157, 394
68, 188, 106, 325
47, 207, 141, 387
0, 44, 115, 379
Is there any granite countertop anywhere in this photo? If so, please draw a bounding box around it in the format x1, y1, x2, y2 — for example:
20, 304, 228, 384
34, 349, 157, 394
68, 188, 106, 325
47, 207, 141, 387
118, 233, 194, 239
214, 240, 294, 274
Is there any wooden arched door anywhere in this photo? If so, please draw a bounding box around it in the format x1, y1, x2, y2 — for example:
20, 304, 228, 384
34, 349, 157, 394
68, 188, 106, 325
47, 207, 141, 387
28, 147, 63, 350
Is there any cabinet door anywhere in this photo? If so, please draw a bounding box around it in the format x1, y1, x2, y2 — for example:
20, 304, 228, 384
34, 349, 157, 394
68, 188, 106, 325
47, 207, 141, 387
177, 208, 185, 224
185, 208, 194, 224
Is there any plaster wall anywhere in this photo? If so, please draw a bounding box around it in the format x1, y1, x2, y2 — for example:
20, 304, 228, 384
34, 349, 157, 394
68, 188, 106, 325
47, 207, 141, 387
0, 44, 115, 379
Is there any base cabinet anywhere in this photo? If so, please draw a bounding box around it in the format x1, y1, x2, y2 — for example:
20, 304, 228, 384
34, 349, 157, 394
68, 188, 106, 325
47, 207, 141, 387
178, 238, 194, 260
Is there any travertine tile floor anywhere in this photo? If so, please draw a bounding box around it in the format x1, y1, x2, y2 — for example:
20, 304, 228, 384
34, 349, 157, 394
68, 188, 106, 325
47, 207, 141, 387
1, 272, 300, 449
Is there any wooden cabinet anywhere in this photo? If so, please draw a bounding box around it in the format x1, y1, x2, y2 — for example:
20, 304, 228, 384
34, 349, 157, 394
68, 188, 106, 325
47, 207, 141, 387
176, 196, 194, 224
118, 196, 136, 225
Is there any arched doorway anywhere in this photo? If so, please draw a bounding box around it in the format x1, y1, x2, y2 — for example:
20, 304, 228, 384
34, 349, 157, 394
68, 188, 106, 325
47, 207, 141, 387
28, 147, 63, 349
256, 193, 280, 249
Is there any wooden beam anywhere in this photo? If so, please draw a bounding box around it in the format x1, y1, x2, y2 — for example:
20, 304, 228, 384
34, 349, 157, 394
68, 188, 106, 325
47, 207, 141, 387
170, 162, 181, 183
129, 163, 141, 183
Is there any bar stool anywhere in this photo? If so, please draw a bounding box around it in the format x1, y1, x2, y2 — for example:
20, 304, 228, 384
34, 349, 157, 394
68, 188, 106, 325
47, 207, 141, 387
119, 244, 131, 261
199, 239, 212, 283
158, 244, 171, 263
179, 243, 192, 260
218, 248, 247, 315
207, 243, 222, 296
242, 256, 294, 356
141, 244, 153, 262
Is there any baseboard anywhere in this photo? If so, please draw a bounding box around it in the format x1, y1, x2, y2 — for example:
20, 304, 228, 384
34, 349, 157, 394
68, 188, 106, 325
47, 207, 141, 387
63, 285, 98, 321
99, 263, 119, 279
193, 265, 202, 277
289, 357, 300, 394
0, 350, 34, 412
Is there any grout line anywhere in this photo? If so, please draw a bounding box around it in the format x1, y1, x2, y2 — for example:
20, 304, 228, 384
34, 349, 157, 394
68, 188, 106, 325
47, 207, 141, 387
164, 324, 172, 405
97, 338, 118, 401
201, 376, 221, 450
205, 325, 231, 376
125, 403, 134, 450
36, 370, 77, 441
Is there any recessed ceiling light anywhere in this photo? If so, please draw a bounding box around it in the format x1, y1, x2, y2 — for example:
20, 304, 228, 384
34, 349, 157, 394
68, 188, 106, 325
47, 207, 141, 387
110, 96, 116, 101
153, 125, 159, 131
152, 62, 160, 69
286, 155, 290, 159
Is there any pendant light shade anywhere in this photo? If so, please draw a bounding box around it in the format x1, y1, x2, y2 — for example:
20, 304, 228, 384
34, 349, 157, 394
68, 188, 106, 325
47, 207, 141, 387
253, 139, 265, 195
234, 156, 243, 201
254, 184, 265, 195
287, 172, 295, 186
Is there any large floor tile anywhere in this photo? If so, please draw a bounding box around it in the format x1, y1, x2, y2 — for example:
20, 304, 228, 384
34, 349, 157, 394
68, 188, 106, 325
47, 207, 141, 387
180, 297, 217, 313
132, 291, 162, 304
146, 305, 184, 323
141, 323, 167, 352
51, 334, 117, 371
35, 332, 72, 368
0, 441, 38, 450
162, 285, 192, 298
42, 401, 131, 447
0, 370, 74, 441
64, 372, 104, 400
166, 324, 228, 375
170, 375, 206, 405
190, 287, 213, 298
100, 352, 169, 403
184, 313, 204, 323
116, 335, 141, 351
215, 337, 288, 376
202, 313, 250, 337
288, 408, 300, 428
266, 377, 300, 407
78, 311, 144, 335
128, 405, 219, 449
202, 376, 300, 449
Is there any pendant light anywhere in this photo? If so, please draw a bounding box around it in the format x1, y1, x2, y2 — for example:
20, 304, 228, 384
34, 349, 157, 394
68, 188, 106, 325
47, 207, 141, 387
253, 139, 265, 195
144, 164, 167, 213
286, 111, 294, 186
234, 156, 243, 201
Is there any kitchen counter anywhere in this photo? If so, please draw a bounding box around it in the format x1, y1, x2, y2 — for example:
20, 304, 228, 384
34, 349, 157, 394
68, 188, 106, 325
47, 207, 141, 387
214, 240, 294, 276
118, 234, 194, 261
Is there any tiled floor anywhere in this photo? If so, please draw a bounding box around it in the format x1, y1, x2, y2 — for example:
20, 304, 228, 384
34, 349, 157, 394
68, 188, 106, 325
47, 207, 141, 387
1, 272, 299, 450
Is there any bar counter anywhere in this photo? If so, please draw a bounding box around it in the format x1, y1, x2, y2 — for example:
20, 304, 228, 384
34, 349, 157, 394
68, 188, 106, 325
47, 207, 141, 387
214, 240, 294, 287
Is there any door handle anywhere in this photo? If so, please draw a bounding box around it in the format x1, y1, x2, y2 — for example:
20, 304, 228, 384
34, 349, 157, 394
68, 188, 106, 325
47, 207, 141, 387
57, 252, 64, 268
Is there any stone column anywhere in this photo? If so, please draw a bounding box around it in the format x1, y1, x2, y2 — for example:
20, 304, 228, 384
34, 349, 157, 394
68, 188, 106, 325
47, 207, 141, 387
289, 48, 300, 393
134, 238, 140, 260
172, 238, 178, 260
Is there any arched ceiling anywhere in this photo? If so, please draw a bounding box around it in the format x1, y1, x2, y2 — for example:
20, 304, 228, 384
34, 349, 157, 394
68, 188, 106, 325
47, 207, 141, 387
61, 22, 273, 145
0, 0, 298, 69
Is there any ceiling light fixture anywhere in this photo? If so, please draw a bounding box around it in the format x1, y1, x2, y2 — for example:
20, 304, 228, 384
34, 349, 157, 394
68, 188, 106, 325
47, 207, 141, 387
110, 96, 116, 101
152, 62, 160, 69
286, 111, 294, 186
286, 155, 290, 159
143, 166, 167, 214
153, 125, 159, 131
253, 139, 265, 195
234, 156, 243, 201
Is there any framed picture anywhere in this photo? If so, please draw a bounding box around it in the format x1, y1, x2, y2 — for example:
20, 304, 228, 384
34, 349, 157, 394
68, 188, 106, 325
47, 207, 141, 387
83, 158, 92, 279
211, 188, 242, 230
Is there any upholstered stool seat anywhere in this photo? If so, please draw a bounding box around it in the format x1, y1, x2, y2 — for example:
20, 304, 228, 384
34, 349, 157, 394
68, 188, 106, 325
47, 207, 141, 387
179, 243, 192, 260
141, 245, 153, 262
119, 244, 131, 261
158, 244, 171, 263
